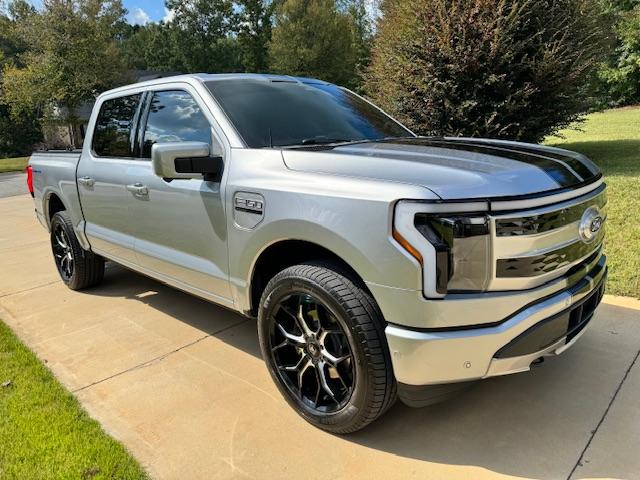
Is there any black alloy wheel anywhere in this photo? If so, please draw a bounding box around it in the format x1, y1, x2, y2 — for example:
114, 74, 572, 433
49, 210, 105, 290
52, 222, 74, 281
258, 262, 397, 433
268, 292, 355, 413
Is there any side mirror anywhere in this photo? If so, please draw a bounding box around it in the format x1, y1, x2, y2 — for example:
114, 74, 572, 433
151, 142, 223, 181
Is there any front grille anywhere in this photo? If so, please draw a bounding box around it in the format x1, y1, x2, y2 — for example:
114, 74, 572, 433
496, 237, 604, 278
495, 191, 607, 237
489, 184, 606, 290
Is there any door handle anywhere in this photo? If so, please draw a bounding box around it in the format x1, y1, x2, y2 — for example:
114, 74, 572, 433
126, 183, 149, 196
78, 176, 95, 187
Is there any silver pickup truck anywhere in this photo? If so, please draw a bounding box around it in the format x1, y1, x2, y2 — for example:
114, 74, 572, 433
28, 73, 607, 433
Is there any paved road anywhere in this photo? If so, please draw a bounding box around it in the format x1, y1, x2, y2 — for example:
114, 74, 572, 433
0, 171, 27, 198
1, 193, 639, 480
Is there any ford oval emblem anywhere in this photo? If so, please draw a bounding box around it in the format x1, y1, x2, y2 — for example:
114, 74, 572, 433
579, 206, 603, 243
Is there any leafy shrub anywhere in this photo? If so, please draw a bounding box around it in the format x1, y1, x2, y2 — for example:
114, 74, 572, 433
366, 0, 612, 142
596, 4, 640, 107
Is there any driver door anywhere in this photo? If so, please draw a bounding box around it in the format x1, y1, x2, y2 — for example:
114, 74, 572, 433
126, 88, 232, 305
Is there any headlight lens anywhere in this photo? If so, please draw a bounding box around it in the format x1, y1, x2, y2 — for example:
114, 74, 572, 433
414, 214, 491, 294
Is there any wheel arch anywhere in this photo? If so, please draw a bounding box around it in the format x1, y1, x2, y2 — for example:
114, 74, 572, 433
248, 239, 373, 317
45, 191, 68, 229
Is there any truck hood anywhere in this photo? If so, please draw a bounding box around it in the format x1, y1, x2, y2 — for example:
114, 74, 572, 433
281, 137, 601, 200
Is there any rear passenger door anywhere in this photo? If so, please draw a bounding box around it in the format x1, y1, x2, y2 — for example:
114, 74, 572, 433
77, 93, 143, 264
126, 88, 233, 305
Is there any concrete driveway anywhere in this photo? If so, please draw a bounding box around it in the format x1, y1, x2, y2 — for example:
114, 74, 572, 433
0, 171, 28, 198
1, 193, 639, 480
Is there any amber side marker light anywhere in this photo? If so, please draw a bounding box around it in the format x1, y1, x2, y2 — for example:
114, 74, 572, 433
392, 228, 423, 266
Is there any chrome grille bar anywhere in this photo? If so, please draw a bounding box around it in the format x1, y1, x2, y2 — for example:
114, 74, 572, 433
489, 185, 607, 290
495, 187, 607, 237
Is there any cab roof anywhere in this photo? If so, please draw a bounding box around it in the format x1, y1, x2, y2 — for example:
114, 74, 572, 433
100, 73, 330, 98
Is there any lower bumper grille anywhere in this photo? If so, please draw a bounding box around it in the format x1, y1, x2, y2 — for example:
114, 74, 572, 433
494, 267, 606, 359
566, 277, 605, 343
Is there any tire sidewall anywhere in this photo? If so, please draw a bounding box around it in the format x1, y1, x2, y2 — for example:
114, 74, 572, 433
50, 212, 82, 289
258, 272, 376, 431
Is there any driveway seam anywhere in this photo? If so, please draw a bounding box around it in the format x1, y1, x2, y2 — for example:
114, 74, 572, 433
72, 317, 250, 393
0, 279, 61, 298
567, 347, 640, 479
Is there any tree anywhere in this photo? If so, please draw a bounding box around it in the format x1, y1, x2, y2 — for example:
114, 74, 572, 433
268, 0, 358, 87
596, 1, 640, 106
340, 0, 373, 90
121, 22, 180, 71
2, 0, 130, 145
366, 0, 612, 142
237, 0, 277, 72
122, 1, 278, 74
165, 0, 243, 73
0, 2, 42, 156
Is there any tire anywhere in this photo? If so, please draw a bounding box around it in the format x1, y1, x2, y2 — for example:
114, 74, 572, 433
50, 211, 104, 290
257, 261, 397, 433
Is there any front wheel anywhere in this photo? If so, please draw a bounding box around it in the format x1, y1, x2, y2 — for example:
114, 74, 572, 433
50, 211, 104, 290
257, 262, 396, 433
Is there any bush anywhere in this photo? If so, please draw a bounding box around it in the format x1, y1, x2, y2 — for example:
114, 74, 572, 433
366, 0, 612, 142
0, 105, 41, 157
596, 4, 640, 107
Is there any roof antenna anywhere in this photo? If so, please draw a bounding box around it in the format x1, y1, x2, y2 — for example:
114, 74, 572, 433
268, 128, 273, 148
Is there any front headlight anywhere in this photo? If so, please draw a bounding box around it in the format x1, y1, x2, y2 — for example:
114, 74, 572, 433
393, 201, 492, 297
415, 214, 491, 293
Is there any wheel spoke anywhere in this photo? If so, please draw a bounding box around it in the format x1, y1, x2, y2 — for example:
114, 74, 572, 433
297, 357, 313, 394
333, 366, 349, 392
61, 256, 69, 276
55, 228, 68, 249
275, 321, 305, 346
269, 292, 355, 413
55, 234, 67, 249
317, 361, 338, 403
322, 350, 350, 368
296, 302, 315, 337
313, 368, 322, 407
67, 253, 73, 275
278, 353, 305, 372
279, 303, 313, 337
318, 329, 342, 345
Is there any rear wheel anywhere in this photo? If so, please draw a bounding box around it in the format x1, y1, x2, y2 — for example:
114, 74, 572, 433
50, 211, 104, 290
258, 262, 396, 433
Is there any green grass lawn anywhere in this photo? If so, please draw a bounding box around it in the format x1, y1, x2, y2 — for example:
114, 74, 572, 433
546, 106, 640, 298
0, 320, 148, 480
0, 157, 28, 173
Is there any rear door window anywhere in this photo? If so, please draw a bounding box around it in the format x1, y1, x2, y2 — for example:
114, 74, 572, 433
141, 90, 212, 158
92, 94, 142, 157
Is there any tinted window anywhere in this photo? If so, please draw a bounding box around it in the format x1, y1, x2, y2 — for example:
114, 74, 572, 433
205, 80, 412, 148
142, 91, 212, 158
92, 94, 142, 157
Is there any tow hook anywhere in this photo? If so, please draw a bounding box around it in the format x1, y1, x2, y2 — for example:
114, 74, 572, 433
531, 357, 545, 368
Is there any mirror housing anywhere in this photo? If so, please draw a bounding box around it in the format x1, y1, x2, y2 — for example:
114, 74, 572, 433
151, 142, 223, 181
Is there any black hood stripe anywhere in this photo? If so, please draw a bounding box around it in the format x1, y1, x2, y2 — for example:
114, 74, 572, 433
459, 139, 596, 180
433, 139, 584, 181
390, 138, 582, 187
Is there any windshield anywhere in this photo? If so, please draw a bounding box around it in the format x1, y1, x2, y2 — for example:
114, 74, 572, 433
205, 79, 413, 148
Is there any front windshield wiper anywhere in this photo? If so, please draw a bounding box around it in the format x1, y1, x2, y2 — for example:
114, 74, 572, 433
300, 136, 355, 145
275, 135, 417, 149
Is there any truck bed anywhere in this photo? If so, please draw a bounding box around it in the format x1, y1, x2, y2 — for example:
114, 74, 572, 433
29, 150, 83, 235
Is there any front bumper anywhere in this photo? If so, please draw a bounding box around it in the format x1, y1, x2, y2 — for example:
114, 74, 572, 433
385, 256, 606, 386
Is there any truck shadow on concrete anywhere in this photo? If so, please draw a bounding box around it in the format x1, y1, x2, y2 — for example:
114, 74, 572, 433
85, 262, 636, 480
